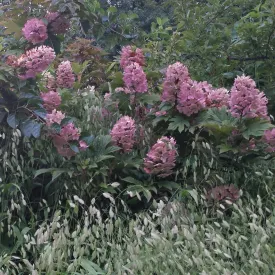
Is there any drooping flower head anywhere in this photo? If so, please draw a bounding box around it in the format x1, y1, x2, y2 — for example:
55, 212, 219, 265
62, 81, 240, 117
45, 12, 70, 34
161, 62, 191, 104
123, 62, 148, 93
229, 75, 268, 119
207, 185, 240, 203
206, 88, 229, 108
46, 109, 65, 126
17, 46, 55, 79
40, 91, 61, 112
176, 80, 206, 116
120, 46, 145, 69
110, 116, 136, 153
56, 61, 75, 88
22, 18, 48, 44
144, 136, 177, 178
262, 128, 275, 153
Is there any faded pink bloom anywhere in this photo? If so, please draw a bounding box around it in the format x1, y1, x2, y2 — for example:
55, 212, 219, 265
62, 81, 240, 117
229, 75, 268, 119
17, 46, 55, 79
45, 12, 70, 34
155, 111, 167, 117
52, 135, 76, 158
46, 109, 65, 126
111, 116, 136, 153
40, 91, 61, 112
144, 136, 177, 178
207, 185, 240, 202
161, 62, 191, 104
120, 45, 145, 69
56, 61, 75, 88
176, 80, 206, 116
6, 55, 18, 67
60, 123, 80, 141
206, 88, 229, 108
42, 72, 56, 90
79, 140, 88, 151
22, 18, 48, 44
262, 128, 275, 153
123, 62, 148, 93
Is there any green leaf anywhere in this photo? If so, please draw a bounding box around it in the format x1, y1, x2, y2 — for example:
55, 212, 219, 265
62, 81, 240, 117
34, 168, 57, 178
32, 122, 41, 138
70, 144, 80, 153
80, 259, 105, 275
34, 108, 47, 119
139, 93, 160, 104
7, 113, 18, 128
242, 119, 274, 139
122, 177, 143, 185
187, 189, 198, 205
107, 6, 117, 13
0, 111, 7, 123
20, 120, 34, 137
168, 116, 190, 133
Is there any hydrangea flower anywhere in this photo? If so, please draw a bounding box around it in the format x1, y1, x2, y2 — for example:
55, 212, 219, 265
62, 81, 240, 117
123, 62, 148, 93
79, 140, 88, 151
161, 62, 191, 104
52, 135, 76, 158
144, 136, 177, 178
120, 45, 145, 69
45, 12, 70, 34
176, 80, 206, 116
56, 61, 75, 88
263, 128, 275, 153
206, 88, 229, 108
207, 185, 240, 202
17, 46, 55, 79
110, 116, 136, 153
46, 109, 65, 126
60, 123, 80, 141
41, 90, 61, 112
22, 18, 48, 44
42, 72, 56, 90
229, 75, 268, 119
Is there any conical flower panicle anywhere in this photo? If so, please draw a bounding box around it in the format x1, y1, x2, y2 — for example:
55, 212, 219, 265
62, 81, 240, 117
144, 136, 177, 178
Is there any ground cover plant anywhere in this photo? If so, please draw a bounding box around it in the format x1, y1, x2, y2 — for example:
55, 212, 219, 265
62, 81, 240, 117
1, 0, 275, 274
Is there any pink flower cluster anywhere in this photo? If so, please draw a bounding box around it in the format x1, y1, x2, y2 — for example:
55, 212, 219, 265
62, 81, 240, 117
120, 46, 145, 69
42, 72, 56, 90
45, 12, 70, 34
46, 109, 65, 126
22, 18, 48, 44
229, 75, 268, 119
111, 116, 136, 153
263, 129, 275, 153
60, 123, 80, 141
123, 62, 148, 93
56, 61, 75, 88
41, 91, 61, 112
206, 88, 229, 108
207, 185, 240, 202
17, 46, 55, 79
144, 136, 177, 178
161, 62, 190, 104
177, 80, 206, 116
